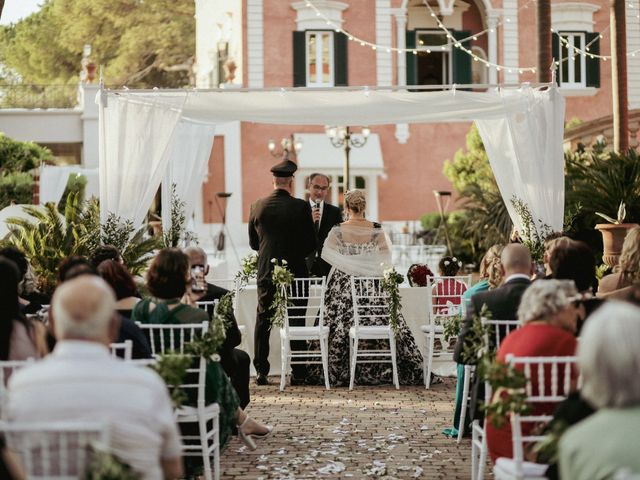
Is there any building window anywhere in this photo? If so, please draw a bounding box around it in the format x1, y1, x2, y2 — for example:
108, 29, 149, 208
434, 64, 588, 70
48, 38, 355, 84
553, 31, 600, 89
559, 33, 586, 88
293, 31, 348, 87
306, 31, 334, 87
406, 29, 472, 89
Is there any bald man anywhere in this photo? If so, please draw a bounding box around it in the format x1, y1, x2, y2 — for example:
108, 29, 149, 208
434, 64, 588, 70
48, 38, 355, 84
7, 276, 183, 480
452, 243, 533, 433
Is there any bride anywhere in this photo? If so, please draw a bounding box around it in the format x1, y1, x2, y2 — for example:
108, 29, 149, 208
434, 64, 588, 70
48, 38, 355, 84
307, 189, 425, 387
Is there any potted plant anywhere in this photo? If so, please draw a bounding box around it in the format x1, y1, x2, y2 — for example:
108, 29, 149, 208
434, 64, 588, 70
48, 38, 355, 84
595, 202, 638, 267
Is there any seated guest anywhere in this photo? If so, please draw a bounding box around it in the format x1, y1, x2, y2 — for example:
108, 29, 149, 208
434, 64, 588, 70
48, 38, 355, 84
184, 246, 251, 408
542, 235, 571, 277
6, 276, 183, 479
598, 226, 640, 298
432, 255, 468, 314
487, 280, 579, 463
560, 301, 640, 479
89, 244, 123, 269
96, 259, 140, 319
0, 246, 49, 314
57, 257, 151, 360
550, 240, 603, 334
0, 258, 48, 366
132, 248, 271, 448
444, 244, 503, 438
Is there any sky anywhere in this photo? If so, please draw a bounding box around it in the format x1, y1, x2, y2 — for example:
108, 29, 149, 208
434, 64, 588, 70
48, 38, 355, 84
1, 0, 42, 25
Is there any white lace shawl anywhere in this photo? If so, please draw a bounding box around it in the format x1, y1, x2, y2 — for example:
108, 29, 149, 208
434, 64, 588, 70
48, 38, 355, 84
321, 224, 392, 276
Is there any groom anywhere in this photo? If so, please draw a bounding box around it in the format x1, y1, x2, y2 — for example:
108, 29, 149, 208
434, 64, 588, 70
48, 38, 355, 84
248, 159, 316, 385
306, 173, 342, 278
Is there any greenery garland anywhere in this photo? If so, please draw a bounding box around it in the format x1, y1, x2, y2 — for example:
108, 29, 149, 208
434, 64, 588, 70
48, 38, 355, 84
441, 313, 463, 342
236, 252, 258, 288
149, 353, 192, 409
162, 183, 198, 248
269, 259, 294, 328
382, 266, 404, 336
84, 445, 141, 480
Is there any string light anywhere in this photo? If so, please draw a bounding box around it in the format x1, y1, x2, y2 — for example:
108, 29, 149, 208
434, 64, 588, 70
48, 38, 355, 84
553, 28, 640, 61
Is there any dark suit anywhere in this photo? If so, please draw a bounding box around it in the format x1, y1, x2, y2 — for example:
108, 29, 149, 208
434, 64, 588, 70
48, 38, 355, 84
198, 283, 251, 408
306, 201, 342, 277
248, 189, 317, 376
453, 276, 531, 429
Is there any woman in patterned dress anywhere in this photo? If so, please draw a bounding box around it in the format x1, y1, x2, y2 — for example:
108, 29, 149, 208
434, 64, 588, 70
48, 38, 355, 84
307, 190, 425, 387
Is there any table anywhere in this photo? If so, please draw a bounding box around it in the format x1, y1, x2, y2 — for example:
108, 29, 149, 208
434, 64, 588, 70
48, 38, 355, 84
236, 284, 455, 377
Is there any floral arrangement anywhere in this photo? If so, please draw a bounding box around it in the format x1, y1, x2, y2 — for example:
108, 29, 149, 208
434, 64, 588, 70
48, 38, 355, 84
236, 252, 258, 288
483, 361, 531, 428
382, 266, 404, 335
269, 259, 294, 328
149, 353, 192, 408
443, 257, 463, 268
406, 263, 434, 287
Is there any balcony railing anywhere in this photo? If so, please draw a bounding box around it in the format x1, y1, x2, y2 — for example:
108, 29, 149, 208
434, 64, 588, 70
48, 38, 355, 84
0, 84, 79, 109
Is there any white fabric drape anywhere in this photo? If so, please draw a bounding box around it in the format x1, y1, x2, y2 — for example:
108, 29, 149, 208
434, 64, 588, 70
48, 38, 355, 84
39, 166, 78, 205
98, 93, 185, 227
321, 224, 392, 276
476, 86, 566, 235
161, 120, 216, 233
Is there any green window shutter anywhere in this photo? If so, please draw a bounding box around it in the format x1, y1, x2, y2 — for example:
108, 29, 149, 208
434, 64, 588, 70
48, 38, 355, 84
293, 31, 306, 87
452, 30, 472, 86
405, 30, 416, 87
552, 32, 560, 85
585, 32, 600, 88
334, 31, 348, 86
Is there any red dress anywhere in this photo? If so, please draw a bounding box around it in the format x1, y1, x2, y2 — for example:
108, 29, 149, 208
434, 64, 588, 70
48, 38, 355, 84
432, 278, 468, 314
486, 323, 578, 463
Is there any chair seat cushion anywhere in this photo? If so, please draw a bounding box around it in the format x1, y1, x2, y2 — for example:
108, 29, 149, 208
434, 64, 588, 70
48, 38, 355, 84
349, 325, 392, 339
420, 324, 444, 333
494, 457, 549, 479
280, 326, 330, 338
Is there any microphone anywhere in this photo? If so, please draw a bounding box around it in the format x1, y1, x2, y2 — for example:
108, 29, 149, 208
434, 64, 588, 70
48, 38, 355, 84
314, 201, 320, 231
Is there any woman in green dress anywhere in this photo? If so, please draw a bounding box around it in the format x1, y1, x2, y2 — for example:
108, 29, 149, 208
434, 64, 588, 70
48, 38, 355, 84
132, 248, 271, 451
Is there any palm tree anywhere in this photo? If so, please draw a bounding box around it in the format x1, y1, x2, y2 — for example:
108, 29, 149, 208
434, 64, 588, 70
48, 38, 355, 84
611, 0, 629, 152
537, 0, 552, 82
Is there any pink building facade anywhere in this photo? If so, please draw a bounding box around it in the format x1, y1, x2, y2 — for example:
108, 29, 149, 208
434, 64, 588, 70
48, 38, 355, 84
194, 0, 640, 239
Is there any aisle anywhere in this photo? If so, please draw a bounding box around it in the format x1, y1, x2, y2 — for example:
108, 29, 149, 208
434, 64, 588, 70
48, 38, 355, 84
221, 378, 487, 479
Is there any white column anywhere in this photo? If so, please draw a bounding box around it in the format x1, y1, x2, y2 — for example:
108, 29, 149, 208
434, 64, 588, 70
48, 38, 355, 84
368, 174, 379, 222
79, 83, 99, 168
376, 0, 393, 87
247, 0, 264, 88
501, 1, 519, 83
393, 9, 410, 144
627, 0, 640, 109
487, 10, 500, 85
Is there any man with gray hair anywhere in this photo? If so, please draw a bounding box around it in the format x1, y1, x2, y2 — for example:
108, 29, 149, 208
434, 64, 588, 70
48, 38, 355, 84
6, 276, 183, 480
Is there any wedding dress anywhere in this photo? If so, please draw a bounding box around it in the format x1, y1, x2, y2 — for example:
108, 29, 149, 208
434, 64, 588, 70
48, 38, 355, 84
306, 223, 424, 386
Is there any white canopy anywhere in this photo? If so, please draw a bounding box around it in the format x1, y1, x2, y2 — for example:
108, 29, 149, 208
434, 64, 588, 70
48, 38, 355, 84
98, 85, 566, 236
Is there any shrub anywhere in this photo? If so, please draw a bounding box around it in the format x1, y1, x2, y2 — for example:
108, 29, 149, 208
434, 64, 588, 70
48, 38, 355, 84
0, 172, 33, 209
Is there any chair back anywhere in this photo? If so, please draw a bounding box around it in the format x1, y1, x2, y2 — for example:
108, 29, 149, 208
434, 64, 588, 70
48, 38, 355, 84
108, 340, 133, 360
179, 356, 209, 409
283, 277, 326, 335
427, 275, 472, 324
0, 359, 35, 415
481, 318, 520, 352
209, 278, 240, 313
506, 354, 577, 403
136, 322, 209, 357
350, 277, 390, 332
1, 420, 108, 480
195, 300, 219, 317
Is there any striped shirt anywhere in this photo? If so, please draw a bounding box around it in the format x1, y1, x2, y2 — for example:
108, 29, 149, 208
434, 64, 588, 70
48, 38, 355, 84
7, 341, 181, 480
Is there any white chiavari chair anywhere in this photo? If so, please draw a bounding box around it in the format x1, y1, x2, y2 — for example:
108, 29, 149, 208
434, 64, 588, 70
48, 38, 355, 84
349, 277, 399, 390
108, 340, 133, 360
136, 322, 209, 357
1, 420, 108, 480
0, 359, 35, 416
279, 277, 329, 391
421, 275, 472, 389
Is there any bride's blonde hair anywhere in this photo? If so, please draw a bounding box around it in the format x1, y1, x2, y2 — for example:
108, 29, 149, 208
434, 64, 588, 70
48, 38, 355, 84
344, 189, 366, 214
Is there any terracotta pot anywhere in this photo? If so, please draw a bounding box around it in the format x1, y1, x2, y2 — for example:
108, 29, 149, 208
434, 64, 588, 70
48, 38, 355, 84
595, 223, 639, 267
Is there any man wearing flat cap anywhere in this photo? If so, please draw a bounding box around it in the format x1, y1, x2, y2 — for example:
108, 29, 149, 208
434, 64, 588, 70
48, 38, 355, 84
248, 159, 316, 385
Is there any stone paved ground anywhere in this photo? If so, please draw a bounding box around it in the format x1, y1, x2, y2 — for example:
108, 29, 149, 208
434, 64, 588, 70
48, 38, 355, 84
220, 377, 490, 479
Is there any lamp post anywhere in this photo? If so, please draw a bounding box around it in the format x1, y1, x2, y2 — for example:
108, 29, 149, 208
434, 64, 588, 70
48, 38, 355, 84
267, 135, 303, 161
325, 126, 370, 192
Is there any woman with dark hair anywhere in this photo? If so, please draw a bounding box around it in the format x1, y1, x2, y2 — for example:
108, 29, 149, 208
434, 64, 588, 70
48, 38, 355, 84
131, 249, 272, 452
0, 258, 47, 364
96, 259, 139, 319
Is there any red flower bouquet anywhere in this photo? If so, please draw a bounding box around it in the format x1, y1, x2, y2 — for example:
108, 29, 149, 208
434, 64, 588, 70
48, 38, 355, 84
407, 263, 434, 287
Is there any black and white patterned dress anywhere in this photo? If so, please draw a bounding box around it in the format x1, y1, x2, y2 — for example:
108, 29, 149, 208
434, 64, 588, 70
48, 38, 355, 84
307, 226, 424, 387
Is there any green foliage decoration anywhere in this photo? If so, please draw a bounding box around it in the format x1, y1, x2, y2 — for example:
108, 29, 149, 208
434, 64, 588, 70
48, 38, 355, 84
441, 313, 463, 342
510, 196, 553, 264
483, 362, 531, 429
84, 445, 141, 480
162, 183, 198, 248
149, 353, 192, 409
270, 259, 294, 328
0, 171, 33, 210
382, 266, 404, 336
58, 173, 88, 213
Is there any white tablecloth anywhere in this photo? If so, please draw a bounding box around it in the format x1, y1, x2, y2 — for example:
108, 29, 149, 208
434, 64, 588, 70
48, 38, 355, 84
236, 284, 455, 376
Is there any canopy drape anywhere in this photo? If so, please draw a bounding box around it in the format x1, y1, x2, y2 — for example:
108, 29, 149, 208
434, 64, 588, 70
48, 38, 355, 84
98, 85, 565, 238
161, 120, 216, 234
40, 166, 100, 205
